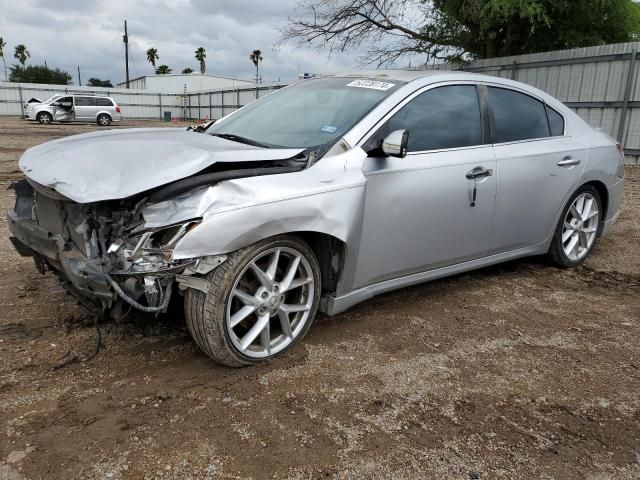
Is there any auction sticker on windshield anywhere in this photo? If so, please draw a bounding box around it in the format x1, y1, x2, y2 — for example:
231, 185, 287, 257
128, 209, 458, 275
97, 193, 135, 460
346, 80, 396, 91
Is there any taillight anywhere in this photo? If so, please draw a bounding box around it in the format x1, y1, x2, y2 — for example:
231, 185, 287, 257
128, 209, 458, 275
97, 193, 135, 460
616, 143, 624, 158
116, 106, 121, 113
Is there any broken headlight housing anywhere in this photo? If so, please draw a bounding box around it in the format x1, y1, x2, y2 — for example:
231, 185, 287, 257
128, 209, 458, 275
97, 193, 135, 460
108, 220, 200, 275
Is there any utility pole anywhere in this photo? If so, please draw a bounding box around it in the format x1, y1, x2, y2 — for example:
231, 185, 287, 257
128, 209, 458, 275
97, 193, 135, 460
123, 19, 130, 88
77, 65, 81, 86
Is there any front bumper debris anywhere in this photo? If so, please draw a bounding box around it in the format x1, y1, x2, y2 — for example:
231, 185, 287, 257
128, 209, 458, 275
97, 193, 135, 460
8, 210, 113, 299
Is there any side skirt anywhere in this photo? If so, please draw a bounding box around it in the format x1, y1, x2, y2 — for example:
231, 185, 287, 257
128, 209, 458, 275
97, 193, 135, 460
320, 243, 549, 316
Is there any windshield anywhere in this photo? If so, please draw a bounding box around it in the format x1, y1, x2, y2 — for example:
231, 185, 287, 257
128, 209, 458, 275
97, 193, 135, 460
207, 77, 401, 148
43, 94, 62, 104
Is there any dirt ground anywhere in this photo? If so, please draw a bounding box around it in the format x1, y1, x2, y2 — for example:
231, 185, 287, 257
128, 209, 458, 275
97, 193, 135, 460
0, 116, 639, 480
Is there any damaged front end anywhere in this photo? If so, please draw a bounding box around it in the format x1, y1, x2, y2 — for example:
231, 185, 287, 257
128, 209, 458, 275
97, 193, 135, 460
7, 179, 215, 318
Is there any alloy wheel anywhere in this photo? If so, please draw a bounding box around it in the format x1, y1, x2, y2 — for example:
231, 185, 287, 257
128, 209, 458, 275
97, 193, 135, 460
225, 246, 315, 359
562, 192, 599, 261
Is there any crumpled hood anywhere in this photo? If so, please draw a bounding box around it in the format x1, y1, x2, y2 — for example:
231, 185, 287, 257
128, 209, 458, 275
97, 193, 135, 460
19, 128, 304, 203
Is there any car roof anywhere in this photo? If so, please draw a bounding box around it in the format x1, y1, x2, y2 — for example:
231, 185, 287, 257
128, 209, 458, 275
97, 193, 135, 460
330, 69, 532, 87
332, 69, 455, 83
66, 94, 112, 98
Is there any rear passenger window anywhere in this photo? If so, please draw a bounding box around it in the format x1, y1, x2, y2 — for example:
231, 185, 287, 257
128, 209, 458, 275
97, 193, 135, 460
546, 105, 565, 136
386, 85, 483, 152
74, 97, 95, 106
488, 87, 550, 143
95, 98, 114, 106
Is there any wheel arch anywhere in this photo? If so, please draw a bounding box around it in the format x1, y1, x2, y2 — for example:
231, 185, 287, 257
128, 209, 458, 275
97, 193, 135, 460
544, 179, 611, 250
96, 111, 113, 119
285, 231, 347, 295
581, 180, 609, 224
36, 109, 53, 119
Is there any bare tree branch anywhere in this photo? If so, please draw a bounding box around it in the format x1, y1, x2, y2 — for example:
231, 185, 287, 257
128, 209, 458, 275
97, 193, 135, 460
278, 0, 466, 67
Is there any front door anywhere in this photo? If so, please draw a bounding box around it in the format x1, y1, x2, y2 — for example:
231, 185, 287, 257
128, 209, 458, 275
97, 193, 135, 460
53, 96, 74, 121
353, 84, 497, 289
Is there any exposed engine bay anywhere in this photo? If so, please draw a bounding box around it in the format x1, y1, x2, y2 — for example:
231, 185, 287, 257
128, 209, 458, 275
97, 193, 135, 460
8, 154, 308, 318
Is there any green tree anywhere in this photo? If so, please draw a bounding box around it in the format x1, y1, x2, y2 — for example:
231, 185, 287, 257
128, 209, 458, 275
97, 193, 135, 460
87, 77, 113, 87
9, 64, 71, 84
249, 49, 263, 83
155, 64, 172, 74
146, 47, 159, 72
437, 0, 640, 59
181, 67, 194, 74
194, 47, 206, 74
0, 37, 7, 81
14, 44, 29, 66
281, 0, 640, 64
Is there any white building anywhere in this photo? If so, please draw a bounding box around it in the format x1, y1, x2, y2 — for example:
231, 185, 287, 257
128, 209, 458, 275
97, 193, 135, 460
117, 73, 255, 93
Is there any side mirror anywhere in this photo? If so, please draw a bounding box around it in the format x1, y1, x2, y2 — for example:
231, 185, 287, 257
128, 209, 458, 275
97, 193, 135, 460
51, 101, 60, 106
382, 129, 409, 158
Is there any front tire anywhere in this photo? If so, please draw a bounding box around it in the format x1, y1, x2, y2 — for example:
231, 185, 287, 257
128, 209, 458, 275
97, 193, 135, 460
97, 113, 112, 126
37, 112, 52, 125
185, 236, 321, 367
548, 185, 602, 267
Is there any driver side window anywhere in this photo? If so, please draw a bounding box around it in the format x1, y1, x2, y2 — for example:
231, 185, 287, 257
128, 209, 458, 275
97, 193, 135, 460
57, 96, 73, 108
368, 85, 484, 153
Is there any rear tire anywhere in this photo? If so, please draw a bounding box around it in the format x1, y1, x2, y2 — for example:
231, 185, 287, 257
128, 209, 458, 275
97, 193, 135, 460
548, 185, 603, 267
37, 112, 52, 125
185, 236, 321, 367
97, 113, 112, 126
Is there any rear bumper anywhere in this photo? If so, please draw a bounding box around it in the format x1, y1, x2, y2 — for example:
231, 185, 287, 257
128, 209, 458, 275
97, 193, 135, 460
602, 178, 624, 236
7, 210, 113, 299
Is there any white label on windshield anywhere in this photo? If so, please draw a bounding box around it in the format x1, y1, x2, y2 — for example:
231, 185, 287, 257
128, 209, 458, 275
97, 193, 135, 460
346, 80, 396, 91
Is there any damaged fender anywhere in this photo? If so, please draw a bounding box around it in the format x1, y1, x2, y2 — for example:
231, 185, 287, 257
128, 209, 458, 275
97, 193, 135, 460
143, 147, 369, 273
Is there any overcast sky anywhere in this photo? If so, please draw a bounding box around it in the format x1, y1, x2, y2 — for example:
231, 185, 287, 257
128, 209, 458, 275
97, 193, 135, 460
0, 0, 362, 85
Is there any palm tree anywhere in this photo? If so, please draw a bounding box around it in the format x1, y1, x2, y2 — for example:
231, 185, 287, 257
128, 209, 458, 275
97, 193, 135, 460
146, 47, 159, 72
155, 64, 172, 74
14, 44, 29, 67
181, 67, 194, 74
249, 49, 263, 84
0, 37, 7, 81
194, 47, 206, 74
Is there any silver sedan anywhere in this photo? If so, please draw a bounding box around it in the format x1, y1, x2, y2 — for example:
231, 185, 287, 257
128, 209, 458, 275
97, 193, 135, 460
8, 71, 625, 367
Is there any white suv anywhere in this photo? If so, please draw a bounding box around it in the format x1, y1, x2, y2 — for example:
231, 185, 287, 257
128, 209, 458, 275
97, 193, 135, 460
24, 94, 122, 126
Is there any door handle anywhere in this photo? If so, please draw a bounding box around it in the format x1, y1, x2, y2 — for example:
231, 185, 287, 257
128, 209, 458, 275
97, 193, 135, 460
557, 156, 581, 167
466, 166, 493, 180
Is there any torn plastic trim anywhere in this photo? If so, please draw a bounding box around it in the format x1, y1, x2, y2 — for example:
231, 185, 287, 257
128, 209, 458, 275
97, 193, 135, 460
176, 275, 211, 294
175, 255, 228, 293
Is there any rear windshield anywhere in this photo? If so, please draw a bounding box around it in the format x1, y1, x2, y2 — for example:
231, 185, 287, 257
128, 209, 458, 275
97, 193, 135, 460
207, 77, 401, 148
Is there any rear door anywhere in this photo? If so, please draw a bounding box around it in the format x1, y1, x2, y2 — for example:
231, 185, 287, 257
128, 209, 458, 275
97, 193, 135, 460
486, 86, 586, 252
95, 97, 115, 119
73, 96, 95, 121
